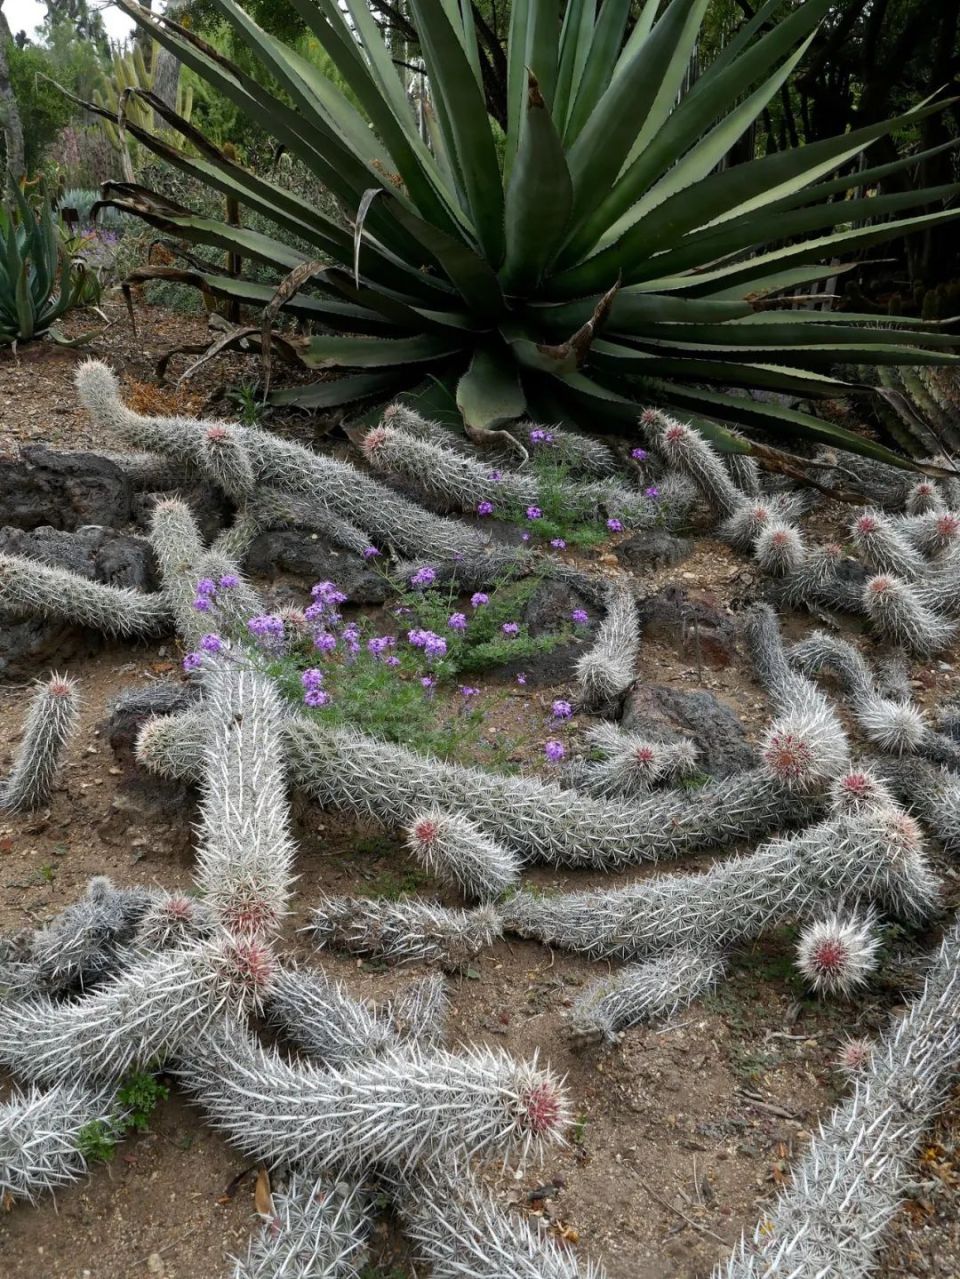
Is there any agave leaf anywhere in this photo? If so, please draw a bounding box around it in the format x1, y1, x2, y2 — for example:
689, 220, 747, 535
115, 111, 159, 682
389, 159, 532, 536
526, 0, 560, 112
268, 369, 412, 408
564, 0, 633, 145
554, 0, 595, 131
457, 345, 526, 432
302, 334, 462, 370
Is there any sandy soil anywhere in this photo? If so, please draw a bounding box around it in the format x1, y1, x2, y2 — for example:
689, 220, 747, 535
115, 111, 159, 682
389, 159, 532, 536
0, 300, 958, 1279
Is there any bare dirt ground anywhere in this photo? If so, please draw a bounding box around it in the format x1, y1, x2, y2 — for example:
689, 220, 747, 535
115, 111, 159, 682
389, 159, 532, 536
1, 300, 959, 1279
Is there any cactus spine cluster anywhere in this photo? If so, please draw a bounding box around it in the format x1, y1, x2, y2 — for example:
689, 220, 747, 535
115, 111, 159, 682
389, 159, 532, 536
233, 1175, 371, 1279
1, 673, 79, 812
0, 552, 169, 638
862, 573, 958, 654
795, 912, 880, 996
570, 948, 726, 1044
0, 1081, 123, 1203
309, 897, 502, 968
572, 722, 699, 798
405, 808, 520, 901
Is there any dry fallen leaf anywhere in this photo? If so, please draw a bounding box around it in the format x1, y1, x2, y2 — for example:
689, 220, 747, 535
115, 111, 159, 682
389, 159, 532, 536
255, 1165, 274, 1217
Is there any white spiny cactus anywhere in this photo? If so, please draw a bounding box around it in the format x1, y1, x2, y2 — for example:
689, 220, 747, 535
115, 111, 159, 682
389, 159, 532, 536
233, 1175, 372, 1279
641, 410, 742, 518
309, 896, 502, 968
896, 509, 960, 558
723, 451, 762, 498
775, 542, 866, 614
788, 630, 927, 755
385, 973, 449, 1045
148, 498, 262, 646
396, 1165, 606, 1278
76, 360, 481, 562
575, 722, 699, 798
405, 809, 520, 901
834, 1036, 874, 1077
850, 509, 928, 579
500, 805, 938, 961
0, 1081, 123, 1203
138, 709, 834, 870
827, 768, 898, 817
96, 449, 191, 490
264, 966, 397, 1066
196, 663, 295, 936
863, 573, 957, 654
878, 755, 960, 855
718, 921, 960, 1279
569, 948, 726, 1044
795, 912, 880, 996
244, 486, 373, 556
1, 673, 79, 812
27, 876, 153, 993
177, 1015, 569, 1173
0, 552, 169, 637
0, 933, 276, 1086
128, 891, 217, 954
753, 520, 805, 577
904, 479, 944, 515
575, 583, 639, 711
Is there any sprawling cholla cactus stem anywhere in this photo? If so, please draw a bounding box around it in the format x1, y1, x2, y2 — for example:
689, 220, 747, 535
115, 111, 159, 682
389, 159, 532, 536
244, 487, 372, 556
723, 450, 762, 499
642, 410, 741, 518
575, 582, 639, 712
128, 891, 217, 955
878, 755, 960, 854
753, 521, 805, 577
405, 809, 520, 901
0, 1081, 123, 1203
76, 360, 481, 562
196, 663, 294, 936
741, 603, 815, 715
904, 480, 945, 515
827, 768, 898, 817
95, 449, 191, 491
27, 876, 152, 993
0, 552, 169, 637
385, 973, 449, 1045
570, 948, 726, 1044
233, 1175, 371, 1279
265, 966, 396, 1067
137, 709, 835, 869
862, 573, 957, 655
309, 896, 502, 968
178, 1015, 569, 1173
397, 1165, 606, 1278
0, 933, 275, 1086
774, 542, 866, 614
148, 499, 261, 646
897, 509, 960, 558
850, 509, 927, 579
574, 722, 699, 798
1, 673, 79, 812
500, 806, 938, 961
719, 922, 960, 1279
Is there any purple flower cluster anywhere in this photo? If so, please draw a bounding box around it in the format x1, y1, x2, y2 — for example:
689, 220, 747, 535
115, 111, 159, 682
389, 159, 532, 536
200, 633, 223, 653
645, 485, 660, 499
551, 699, 573, 720
362, 546, 380, 559
301, 666, 332, 708
544, 739, 565, 763
526, 506, 542, 521
247, 614, 285, 647
408, 628, 448, 660
501, 622, 520, 637
192, 574, 239, 613
410, 566, 437, 588
459, 685, 480, 700
182, 652, 202, 673
550, 538, 567, 550
477, 500, 494, 517
367, 635, 396, 660
571, 609, 589, 625
470, 592, 489, 608
631, 447, 648, 462
529, 428, 555, 445
448, 612, 467, 631
606, 518, 623, 533
314, 632, 336, 654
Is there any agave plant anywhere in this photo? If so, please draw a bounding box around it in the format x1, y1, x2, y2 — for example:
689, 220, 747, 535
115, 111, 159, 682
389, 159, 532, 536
95, 0, 960, 463
0, 186, 95, 347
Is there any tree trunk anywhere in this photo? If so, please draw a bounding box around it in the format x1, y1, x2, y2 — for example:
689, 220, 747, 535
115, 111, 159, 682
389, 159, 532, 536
0, 3, 24, 184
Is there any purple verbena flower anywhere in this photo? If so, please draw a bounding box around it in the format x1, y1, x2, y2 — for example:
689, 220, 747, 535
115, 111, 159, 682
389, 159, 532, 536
304, 688, 331, 709
423, 633, 447, 660
516, 672, 527, 685
195, 578, 216, 597
421, 676, 435, 690
501, 622, 520, 637
311, 581, 348, 606
367, 636, 396, 659
470, 592, 489, 608
182, 652, 202, 673
314, 632, 337, 653
448, 612, 467, 631
631, 447, 648, 461
362, 546, 380, 559
247, 614, 285, 643
607, 518, 624, 532
521, 532, 531, 542
200, 633, 223, 653
529, 428, 555, 445
410, 566, 437, 588
218, 574, 239, 589
525, 506, 542, 521
192, 596, 211, 613
571, 609, 589, 624
544, 739, 565, 763
301, 668, 325, 690
459, 685, 480, 699
550, 538, 566, 549
645, 485, 660, 499
476, 500, 494, 517
551, 699, 573, 719
488, 470, 503, 483
384, 655, 401, 667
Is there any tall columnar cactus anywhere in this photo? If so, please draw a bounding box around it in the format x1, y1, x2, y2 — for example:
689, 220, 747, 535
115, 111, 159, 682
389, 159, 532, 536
362, 424, 663, 529
1, 674, 80, 813
137, 709, 839, 870
0, 552, 169, 638
500, 806, 938, 962
147, 499, 262, 647
862, 573, 958, 655
850, 509, 928, 579
0, 1081, 123, 1204
396, 1166, 606, 1278
309, 897, 502, 969
177, 1015, 569, 1174
572, 722, 699, 798
27, 876, 153, 994
233, 1175, 372, 1279
75, 360, 483, 562
569, 948, 726, 1045
405, 809, 520, 902
0, 933, 275, 1086
575, 583, 640, 712
264, 966, 397, 1067
196, 663, 294, 936
718, 922, 960, 1279
795, 911, 880, 996
641, 410, 742, 518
